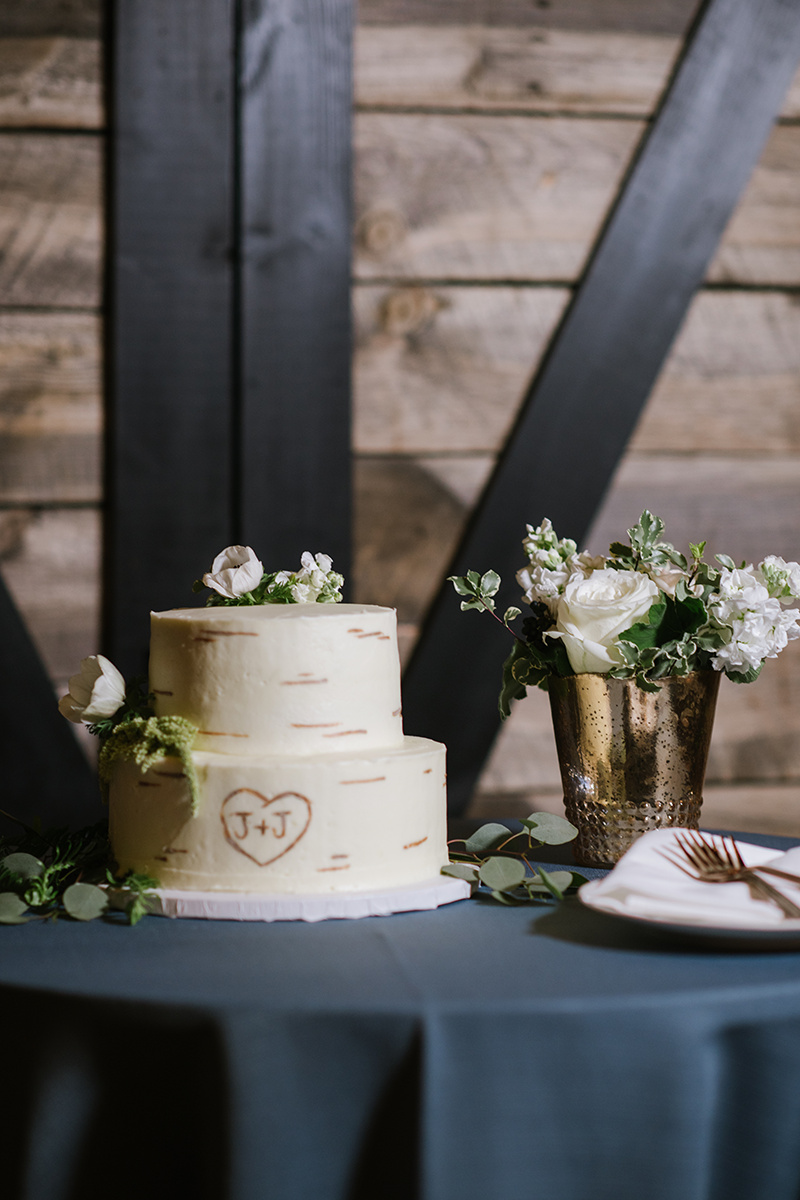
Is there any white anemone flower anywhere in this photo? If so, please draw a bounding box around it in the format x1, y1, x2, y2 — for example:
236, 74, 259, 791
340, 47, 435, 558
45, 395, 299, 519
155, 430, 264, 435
58, 655, 126, 725
203, 545, 264, 599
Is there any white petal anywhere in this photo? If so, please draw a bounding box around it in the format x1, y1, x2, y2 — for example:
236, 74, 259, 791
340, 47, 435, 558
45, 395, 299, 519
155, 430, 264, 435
561, 633, 620, 674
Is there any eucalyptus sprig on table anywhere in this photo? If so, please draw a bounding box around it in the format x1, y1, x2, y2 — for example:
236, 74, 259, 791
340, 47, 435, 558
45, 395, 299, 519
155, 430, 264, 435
442, 812, 586, 905
0, 811, 158, 926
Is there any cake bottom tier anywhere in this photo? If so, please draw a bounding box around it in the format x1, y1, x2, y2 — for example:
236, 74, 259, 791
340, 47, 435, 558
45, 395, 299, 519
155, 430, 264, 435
109, 735, 447, 894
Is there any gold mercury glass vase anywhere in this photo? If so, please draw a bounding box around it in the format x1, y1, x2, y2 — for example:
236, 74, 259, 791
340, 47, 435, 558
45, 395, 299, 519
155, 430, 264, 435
548, 670, 721, 868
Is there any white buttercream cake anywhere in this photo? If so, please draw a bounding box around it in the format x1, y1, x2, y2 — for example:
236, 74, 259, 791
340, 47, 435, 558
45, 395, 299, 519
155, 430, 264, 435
109, 603, 448, 893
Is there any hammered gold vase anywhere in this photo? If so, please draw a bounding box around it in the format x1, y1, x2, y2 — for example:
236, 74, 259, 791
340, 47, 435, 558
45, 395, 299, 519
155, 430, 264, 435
548, 670, 721, 868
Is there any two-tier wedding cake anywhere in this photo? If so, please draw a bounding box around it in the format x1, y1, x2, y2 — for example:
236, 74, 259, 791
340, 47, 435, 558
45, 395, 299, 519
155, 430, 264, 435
109, 601, 448, 893
59, 546, 449, 904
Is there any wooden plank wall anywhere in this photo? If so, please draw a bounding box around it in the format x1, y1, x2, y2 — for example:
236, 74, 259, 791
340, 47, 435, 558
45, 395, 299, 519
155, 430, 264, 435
0, 1, 102, 729
352, 0, 800, 834
3, 0, 800, 833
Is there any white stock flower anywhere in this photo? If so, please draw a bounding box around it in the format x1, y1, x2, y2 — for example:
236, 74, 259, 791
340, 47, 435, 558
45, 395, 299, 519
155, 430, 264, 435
522, 519, 576, 566
281, 552, 343, 603
203, 545, 264, 599
709, 566, 800, 672
58, 655, 126, 725
517, 552, 604, 614
550, 568, 660, 674
517, 561, 572, 613
290, 581, 313, 603
756, 555, 800, 603
574, 551, 607, 575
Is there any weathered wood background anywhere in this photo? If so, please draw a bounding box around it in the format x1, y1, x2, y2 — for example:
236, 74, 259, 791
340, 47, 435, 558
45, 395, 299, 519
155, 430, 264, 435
3, 0, 800, 832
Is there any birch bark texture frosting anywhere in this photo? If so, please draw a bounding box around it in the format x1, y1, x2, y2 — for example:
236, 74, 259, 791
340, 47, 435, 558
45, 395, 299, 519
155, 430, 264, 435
110, 602, 448, 895
148, 604, 404, 756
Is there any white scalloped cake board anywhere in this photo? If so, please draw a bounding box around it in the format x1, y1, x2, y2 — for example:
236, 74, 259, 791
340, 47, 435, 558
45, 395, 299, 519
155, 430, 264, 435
147, 875, 472, 922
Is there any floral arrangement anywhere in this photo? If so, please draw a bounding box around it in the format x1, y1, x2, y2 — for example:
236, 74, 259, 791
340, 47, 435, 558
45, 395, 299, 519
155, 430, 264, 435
450, 511, 800, 713
195, 546, 344, 605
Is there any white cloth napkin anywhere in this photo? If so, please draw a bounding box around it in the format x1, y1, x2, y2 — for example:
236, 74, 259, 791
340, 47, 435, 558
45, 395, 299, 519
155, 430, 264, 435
580, 828, 800, 928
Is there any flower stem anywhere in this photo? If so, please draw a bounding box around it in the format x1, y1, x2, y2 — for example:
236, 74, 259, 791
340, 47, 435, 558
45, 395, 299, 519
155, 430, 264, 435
479, 598, 527, 646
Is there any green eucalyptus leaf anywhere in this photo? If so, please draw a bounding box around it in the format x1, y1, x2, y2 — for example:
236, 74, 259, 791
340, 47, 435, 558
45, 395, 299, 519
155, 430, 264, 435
0, 892, 29, 923
1, 852, 45, 880
522, 812, 579, 845
535, 866, 569, 900
464, 823, 511, 854
63, 882, 109, 922
479, 856, 526, 891
530, 869, 574, 895
489, 889, 524, 906
441, 862, 479, 883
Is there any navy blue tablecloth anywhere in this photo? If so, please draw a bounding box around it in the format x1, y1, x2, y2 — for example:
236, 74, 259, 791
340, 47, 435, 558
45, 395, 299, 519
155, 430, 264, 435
4, 832, 800, 1200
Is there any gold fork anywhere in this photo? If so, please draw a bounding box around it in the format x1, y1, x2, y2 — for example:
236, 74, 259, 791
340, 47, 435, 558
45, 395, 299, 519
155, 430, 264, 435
660, 830, 800, 920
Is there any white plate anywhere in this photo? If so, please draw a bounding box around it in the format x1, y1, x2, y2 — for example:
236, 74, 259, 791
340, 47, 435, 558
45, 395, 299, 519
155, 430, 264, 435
143, 874, 472, 923
578, 880, 800, 950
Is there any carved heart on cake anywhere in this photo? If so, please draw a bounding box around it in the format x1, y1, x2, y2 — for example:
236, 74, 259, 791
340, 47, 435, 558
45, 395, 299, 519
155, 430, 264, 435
221, 789, 312, 866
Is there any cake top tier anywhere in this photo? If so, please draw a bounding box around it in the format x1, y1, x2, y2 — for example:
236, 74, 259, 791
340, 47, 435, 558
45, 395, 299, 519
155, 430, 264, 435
149, 602, 404, 757
154, 603, 393, 623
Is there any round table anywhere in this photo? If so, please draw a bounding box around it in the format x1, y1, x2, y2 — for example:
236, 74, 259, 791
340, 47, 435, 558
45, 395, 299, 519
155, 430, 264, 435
3, 832, 800, 1200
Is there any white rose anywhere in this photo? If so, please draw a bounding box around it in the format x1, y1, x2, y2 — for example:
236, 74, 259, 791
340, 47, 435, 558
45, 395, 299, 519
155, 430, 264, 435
551, 568, 661, 673
203, 545, 264, 599
58, 655, 126, 725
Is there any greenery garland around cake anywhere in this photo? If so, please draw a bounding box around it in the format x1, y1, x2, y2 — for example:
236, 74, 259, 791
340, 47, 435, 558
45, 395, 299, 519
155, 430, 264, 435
0, 548, 344, 926
0, 813, 157, 926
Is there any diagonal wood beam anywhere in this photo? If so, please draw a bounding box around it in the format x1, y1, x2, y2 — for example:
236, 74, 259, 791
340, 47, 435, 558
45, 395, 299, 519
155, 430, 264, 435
402, 0, 800, 814
0, 574, 98, 832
